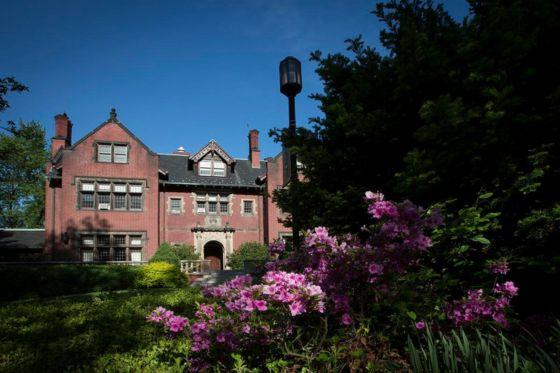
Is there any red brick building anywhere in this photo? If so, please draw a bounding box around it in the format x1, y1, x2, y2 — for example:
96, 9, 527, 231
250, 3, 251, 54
45, 109, 290, 268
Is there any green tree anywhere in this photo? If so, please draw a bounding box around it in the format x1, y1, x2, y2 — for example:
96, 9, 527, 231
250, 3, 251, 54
0, 76, 28, 114
0, 120, 48, 228
272, 0, 560, 315
0, 76, 46, 228
227, 242, 269, 270
149, 242, 181, 267
172, 244, 200, 261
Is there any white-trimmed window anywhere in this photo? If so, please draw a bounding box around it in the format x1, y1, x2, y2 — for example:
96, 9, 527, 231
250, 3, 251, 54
114, 145, 128, 163
96, 143, 129, 163
79, 233, 144, 262
78, 180, 144, 211
97, 144, 112, 162
198, 158, 227, 177
82, 250, 94, 262
213, 161, 226, 177
243, 200, 254, 215
170, 198, 182, 214
131, 250, 142, 262
195, 193, 230, 214
199, 160, 212, 176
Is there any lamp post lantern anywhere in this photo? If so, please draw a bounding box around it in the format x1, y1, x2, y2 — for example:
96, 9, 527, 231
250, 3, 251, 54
279, 56, 302, 250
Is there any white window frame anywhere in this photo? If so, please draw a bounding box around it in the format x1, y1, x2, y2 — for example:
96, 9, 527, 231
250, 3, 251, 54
199, 160, 212, 176
113, 145, 128, 163
97, 144, 112, 163
96, 143, 129, 163
198, 158, 227, 177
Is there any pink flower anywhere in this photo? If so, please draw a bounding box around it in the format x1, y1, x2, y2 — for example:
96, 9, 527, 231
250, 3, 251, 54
289, 300, 305, 316
415, 320, 426, 330
191, 321, 207, 334
253, 300, 268, 312
368, 200, 398, 219
365, 191, 384, 201
488, 260, 509, 275
166, 315, 188, 333
341, 313, 353, 325
494, 281, 518, 297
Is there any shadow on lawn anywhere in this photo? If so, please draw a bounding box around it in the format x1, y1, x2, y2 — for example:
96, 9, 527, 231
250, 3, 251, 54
0, 288, 202, 372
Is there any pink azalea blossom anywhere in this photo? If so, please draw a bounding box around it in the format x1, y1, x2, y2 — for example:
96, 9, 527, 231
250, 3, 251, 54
341, 313, 353, 325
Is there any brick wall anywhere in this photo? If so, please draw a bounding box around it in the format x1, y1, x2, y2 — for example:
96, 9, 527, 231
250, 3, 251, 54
45, 120, 159, 260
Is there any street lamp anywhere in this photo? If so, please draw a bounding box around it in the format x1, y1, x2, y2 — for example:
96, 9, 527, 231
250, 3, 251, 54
279, 56, 302, 250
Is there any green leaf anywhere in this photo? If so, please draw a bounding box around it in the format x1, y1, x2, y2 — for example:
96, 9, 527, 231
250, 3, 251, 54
479, 192, 493, 199
407, 311, 417, 321
471, 236, 490, 245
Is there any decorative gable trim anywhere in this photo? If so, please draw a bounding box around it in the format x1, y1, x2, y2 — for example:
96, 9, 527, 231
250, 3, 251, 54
190, 140, 234, 165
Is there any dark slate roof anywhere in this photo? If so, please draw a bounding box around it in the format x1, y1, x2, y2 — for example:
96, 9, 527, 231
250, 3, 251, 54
158, 154, 265, 189
0, 229, 45, 251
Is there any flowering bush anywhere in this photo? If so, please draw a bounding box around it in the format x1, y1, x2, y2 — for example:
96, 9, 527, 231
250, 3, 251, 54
147, 191, 520, 370
266, 191, 442, 326
447, 260, 518, 328
148, 270, 325, 369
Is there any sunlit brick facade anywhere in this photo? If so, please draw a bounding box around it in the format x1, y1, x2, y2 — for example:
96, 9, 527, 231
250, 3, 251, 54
45, 110, 290, 268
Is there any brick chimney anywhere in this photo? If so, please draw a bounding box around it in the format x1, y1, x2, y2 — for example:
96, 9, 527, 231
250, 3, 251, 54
248, 129, 260, 168
51, 113, 72, 156
173, 146, 190, 156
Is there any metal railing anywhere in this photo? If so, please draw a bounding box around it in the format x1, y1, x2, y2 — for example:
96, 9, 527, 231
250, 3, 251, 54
180, 260, 212, 274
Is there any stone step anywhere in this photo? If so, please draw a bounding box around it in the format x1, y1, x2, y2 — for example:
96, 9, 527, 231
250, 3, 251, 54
191, 270, 248, 287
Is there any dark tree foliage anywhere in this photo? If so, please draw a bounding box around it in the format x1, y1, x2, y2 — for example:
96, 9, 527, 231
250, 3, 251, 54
0, 77, 47, 228
0, 120, 48, 228
272, 0, 560, 315
0, 76, 28, 114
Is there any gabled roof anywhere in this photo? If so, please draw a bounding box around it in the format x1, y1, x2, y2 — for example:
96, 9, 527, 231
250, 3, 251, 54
70, 110, 155, 155
190, 139, 234, 165
158, 154, 265, 189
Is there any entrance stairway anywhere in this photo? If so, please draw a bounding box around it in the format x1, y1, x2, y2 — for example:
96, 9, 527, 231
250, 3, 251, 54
190, 270, 248, 287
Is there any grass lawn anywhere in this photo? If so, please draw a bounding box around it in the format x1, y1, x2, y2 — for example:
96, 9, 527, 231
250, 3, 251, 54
0, 287, 202, 372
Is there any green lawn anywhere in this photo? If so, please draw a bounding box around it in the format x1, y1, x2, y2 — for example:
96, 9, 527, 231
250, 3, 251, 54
0, 287, 202, 372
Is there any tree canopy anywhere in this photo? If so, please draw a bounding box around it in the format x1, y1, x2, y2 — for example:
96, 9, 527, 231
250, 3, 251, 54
0, 77, 47, 228
272, 0, 560, 315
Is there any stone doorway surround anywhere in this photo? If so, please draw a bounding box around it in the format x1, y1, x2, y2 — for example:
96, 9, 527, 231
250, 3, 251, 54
192, 224, 235, 269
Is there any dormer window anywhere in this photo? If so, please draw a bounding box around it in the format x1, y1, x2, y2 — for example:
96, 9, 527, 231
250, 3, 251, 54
198, 159, 226, 177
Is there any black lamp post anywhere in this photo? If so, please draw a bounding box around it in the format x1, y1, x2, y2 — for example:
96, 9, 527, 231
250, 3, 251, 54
279, 56, 302, 250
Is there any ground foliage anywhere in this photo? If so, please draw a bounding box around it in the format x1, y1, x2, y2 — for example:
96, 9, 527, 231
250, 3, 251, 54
271, 0, 560, 317
0, 264, 190, 302
0, 287, 203, 372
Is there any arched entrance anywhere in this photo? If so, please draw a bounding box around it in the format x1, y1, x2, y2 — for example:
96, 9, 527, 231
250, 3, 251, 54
204, 241, 223, 270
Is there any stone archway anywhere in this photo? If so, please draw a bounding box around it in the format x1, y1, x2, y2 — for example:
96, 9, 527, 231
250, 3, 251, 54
204, 241, 224, 270
192, 226, 235, 269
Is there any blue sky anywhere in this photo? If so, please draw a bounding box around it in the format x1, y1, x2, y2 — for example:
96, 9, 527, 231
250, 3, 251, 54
1, 0, 468, 158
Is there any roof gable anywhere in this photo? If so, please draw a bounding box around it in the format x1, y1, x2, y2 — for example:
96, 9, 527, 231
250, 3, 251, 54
190, 140, 234, 165
70, 109, 155, 155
